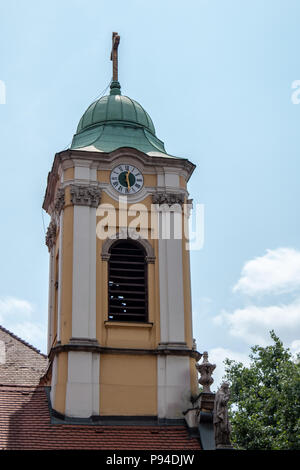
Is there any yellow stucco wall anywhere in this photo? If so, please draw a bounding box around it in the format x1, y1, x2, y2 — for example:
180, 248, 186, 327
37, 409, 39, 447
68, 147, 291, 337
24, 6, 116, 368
64, 167, 74, 181
53, 249, 59, 345
59, 186, 73, 344
99, 354, 157, 415
54, 352, 68, 414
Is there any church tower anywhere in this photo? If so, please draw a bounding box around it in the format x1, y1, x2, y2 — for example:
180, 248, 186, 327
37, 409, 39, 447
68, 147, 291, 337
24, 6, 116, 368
43, 33, 200, 421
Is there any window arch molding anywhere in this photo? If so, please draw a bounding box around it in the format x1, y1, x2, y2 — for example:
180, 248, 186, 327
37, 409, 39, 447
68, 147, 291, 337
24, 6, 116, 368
106, 236, 151, 322
101, 231, 155, 264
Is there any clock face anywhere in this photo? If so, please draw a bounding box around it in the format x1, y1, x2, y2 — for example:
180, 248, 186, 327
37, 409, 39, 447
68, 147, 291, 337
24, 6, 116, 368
110, 164, 144, 195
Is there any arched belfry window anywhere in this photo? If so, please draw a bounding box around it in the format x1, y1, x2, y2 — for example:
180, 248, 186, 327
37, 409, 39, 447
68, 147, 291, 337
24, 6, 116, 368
108, 239, 148, 322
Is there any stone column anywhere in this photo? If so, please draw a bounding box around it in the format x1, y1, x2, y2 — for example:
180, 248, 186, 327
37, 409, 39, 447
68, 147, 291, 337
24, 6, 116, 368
153, 192, 186, 347
153, 192, 191, 418
69, 184, 101, 340
65, 181, 102, 418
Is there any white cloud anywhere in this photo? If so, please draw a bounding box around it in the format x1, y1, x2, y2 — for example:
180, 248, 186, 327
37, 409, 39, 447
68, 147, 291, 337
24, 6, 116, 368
207, 247, 300, 383
290, 339, 300, 356
207, 339, 299, 392
10, 322, 45, 348
0, 297, 34, 320
233, 247, 300, 296
213, 299, 300, 346
0, 296, 45, 352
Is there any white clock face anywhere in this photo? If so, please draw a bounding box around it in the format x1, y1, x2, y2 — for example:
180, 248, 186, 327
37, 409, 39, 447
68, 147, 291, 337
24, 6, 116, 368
110, 164, 144, 195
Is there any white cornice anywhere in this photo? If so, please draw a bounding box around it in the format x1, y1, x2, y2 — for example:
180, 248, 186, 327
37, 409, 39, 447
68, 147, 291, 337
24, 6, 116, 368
43, 148, 195, 212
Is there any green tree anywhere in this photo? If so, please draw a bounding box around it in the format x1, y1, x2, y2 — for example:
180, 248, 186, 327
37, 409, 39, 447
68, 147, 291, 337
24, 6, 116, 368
223, 331, 300, 450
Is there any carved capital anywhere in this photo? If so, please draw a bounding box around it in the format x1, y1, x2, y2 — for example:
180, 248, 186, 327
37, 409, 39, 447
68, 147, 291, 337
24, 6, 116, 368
152, 192, 185, 206
54, 188, 65, 214
70, 184, 102, 208
45, 219, 57, 251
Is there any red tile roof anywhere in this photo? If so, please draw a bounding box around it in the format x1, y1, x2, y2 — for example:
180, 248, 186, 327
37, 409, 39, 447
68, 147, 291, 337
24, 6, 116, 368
0, 325, 47, 356
0, 325, 48, 386
0, 385, 201, 450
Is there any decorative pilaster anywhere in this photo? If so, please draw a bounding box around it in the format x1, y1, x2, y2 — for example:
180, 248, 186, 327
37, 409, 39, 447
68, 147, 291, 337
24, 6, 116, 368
154, 192, 186, 346
70, 183, 100, 340
64, 183, 101, 418
154, 190, 190, 419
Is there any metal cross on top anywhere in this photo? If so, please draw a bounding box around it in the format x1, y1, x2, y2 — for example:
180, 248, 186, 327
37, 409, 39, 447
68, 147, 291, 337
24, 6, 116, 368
110, 32, 120, 82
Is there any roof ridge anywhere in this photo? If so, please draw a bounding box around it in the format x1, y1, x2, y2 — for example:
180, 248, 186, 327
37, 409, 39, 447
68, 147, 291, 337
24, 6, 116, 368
127, 95, 138, 123
0, 324, 47, 358
0, 384, 43, 390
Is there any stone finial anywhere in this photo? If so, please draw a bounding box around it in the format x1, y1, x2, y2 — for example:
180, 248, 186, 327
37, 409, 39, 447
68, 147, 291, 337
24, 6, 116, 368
70, 184, 102, 208
196, 351, 216, 393
213, 382, 233, 449
45, 219, 57, 251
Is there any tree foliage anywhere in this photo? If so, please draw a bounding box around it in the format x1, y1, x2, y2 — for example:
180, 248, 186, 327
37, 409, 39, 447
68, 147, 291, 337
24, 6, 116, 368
223, 331, 300, 450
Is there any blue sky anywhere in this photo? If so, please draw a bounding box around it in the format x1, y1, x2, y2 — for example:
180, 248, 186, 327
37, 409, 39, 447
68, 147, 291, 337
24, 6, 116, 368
0, 0, 300, 388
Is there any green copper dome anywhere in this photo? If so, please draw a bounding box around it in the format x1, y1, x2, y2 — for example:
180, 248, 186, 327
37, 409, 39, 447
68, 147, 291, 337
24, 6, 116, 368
71, 81, 170, 156
77, 81, 156, 135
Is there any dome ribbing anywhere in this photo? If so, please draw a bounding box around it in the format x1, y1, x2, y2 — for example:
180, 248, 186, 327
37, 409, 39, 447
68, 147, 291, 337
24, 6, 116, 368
76, 81, 156, 135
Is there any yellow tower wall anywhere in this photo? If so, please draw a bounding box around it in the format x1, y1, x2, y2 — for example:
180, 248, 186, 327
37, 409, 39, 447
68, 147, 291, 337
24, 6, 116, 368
100, 354, 157, 416
44, 151, 198, 419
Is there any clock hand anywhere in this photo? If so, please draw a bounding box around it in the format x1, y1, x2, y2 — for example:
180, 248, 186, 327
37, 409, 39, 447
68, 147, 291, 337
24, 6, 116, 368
126, 170, 131, 189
